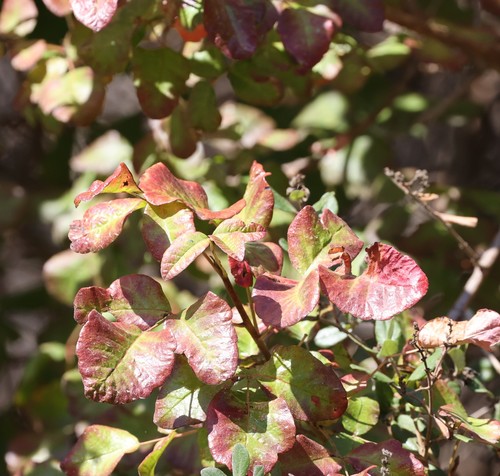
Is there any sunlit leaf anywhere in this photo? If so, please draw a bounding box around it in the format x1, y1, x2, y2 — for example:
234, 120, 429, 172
70, 0, 118, 32
206, 389, 295, 474
61, 425, 139, 475
320, 243, 429, 320
279, 435, 343, 476
77, 310, 175, 403
228, 257, 253, 287
244, 242, 283, 276
463, 309, 500, 351
248, 345, 347, 421
166, 292, 238, 384
74, 274, 171, 329
138, 434, 176, 476
211, 220, 266, 261
342, 397, 380, 436
69, 198, 146, 253
0, 0, 37, 36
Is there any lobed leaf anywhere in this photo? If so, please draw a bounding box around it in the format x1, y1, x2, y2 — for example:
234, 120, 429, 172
69, 198, 145, 254
331, 0, 385, 32
70, 0, 118, 32
74, 273, 171, 329
279, 435, 343, 476
160, 232, 210, 280
320, 243, 428, 320
206, 390, 296, 474
166, 292, 238, 385
60, 425, 139, 476
348, 439, 426, 476
248, 345, 347, 422
253, 269, 320, 329
74, 162, 141, 207
77, 310, 176, 403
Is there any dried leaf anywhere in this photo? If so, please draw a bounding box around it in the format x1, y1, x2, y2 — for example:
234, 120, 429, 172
464, 309, 500, 351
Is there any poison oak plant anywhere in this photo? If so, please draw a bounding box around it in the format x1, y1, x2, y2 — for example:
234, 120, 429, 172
59, 161, 500, 475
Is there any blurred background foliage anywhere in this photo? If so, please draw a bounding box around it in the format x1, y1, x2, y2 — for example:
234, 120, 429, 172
0, 0, 499, 474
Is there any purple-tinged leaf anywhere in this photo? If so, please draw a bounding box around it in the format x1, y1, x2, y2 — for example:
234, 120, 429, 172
132, 47, 190, 119
320, 243, 429, 320
206, 390, 296, 474
166, 293, 237, 385
253, 269, 320, 329
244, 242, 283, 276
138, 434, 176, 476
463, 309, 500, 351
74, 274, 171, 329
203, 0, 277, 59
278, 8, 339, 70
210, 220, 266, 261
139, 162, 245, 220
70, 0, 118, 32
288, 206, 363, 275
348, 439, 426, 476
74, 162, 141, 207
60, 425, 139, 476
42, 0, 71, 16
233, 161, 274, 228
331, 0, 385, 32
69, 198, 145, 254
160, 232, 210, 280
141, 204, 196, 262
77, 310, 175, 403
248, 345, 347, 421
0, 0, 37, 36
154, 356, 225, 429
279, 435, 343, 476
228, 257, 253, 288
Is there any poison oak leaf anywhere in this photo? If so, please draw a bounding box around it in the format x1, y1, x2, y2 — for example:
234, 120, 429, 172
69, 198, 146, 253
320, 242, 429, 320
74, 274, 171, 329
74, 162, 142, 207
206, 389, 296, 474
70, 0, 118, 32
77, 310, 176, 404
228, 257, 253, 287
244, 242, 283, 276
417, 317, 466, 348
42, 0, 71, 16
165, 292, 238, 385
463, 309, 500, 351
331, 0, 385, 32
210, 220, 266, 261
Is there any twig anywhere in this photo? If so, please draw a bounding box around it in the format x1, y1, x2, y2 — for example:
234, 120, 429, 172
448, 229, 500, 320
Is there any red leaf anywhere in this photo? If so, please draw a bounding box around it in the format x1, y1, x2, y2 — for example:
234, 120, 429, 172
77, 310, 176, 403
278, 8, 339, 70
207, 390, 296, 473
69, 198, 145, 253
70, 0, 118, 32
331, 0, 385, 32
253, 269, 320, 328
320, 243, 428, 320
279, 435, 343, 476
463, 309, 500, 351
165, 292, 238, 385
139, 162, 245, 220
74, 274, 171, 329
203, 0, 277, 59
348, 439, 426, 476
228, 257, 253, 287
74, 162, 141, 207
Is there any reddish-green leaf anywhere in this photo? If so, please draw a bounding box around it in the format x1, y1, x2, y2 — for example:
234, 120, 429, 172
60, 425, 139, 476
206, 390, 296, 474
244, 242, 283, 276
160, 232, 210, 280
203, 0, 277, 59
348, 439, 426, 476
320, 243, 429, 320
253, 269, 320, 328
248, 345, 347, 421
211, 220, 266, 261
74, 163, 141, 207
154, 356, 225, 429
288, 206, 363, 275
166, 292, 238, 384
228, 257, 253, 287
141, 203, 196, 262
279, 435, 343, 476
132, 47, 190, 119
74, 274, 171, 329
139, 162, 245, 220
69, 198, 146, 254
77, 310, 175, 403
278, 8, 338, 70
331, 0, 385, 32
233, 161, 274, 228
463, 309, 500, 351
0, 0, 37, 36
138, 434, 176, 476
70, 0, 118, 31
342, 397, 380, 436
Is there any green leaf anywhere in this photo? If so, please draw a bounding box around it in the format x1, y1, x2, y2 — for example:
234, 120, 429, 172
378, 339, 399, 358
200, 468, 226, 476
312, 192, 339, 214
314, 326, 348, 348
293, 91, 348, 131
232, 444, 250, 476
138, 434, 176, 476
60, 425, 139, 476
188, 81, 221, 133
408, 348, 443, 382
342, 397, 380, 436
